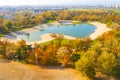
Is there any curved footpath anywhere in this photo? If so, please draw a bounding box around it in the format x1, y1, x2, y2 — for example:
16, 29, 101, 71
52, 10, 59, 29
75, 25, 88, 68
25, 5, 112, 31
1, 21, 111, 45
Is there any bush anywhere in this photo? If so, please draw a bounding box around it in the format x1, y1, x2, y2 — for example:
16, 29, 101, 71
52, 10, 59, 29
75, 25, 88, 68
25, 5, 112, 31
111, 64, 120, 79
0, 34, 3, 37
115, 31, 120, 38
0, 54, 4, 59
85, 66, 96, 80
71, 54, 80, 62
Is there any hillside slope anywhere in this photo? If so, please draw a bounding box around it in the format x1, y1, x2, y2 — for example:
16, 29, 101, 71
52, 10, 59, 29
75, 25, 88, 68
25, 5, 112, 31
0, 60, 88, 80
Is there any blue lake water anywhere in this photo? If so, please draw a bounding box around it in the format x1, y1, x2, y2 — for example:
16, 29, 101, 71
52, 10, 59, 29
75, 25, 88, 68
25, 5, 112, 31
17, 23, 96, 42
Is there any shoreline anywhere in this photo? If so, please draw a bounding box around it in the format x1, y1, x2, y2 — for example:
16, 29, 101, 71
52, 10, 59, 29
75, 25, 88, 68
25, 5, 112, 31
26, 33, 75, 45
89, 22, 111, 40
1, 21, 111, 45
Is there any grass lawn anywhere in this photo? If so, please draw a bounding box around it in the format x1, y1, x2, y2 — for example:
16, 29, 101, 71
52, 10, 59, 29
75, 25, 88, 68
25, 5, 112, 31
44, 20, 56, 23
41, 39, 70, 45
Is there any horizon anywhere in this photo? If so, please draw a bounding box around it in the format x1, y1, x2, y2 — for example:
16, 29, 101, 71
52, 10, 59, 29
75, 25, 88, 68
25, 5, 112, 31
0, 0, 120, 6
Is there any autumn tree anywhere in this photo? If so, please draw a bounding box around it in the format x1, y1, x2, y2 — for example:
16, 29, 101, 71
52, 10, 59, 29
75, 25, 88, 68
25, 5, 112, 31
57, 46, 71, 67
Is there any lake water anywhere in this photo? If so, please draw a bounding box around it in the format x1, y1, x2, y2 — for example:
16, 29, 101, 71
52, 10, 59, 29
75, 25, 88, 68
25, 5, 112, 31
17, 23, 96, 42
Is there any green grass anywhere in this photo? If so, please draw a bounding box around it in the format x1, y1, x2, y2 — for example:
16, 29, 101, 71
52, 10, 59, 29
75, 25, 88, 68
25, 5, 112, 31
115, 10, 120, 15
44, 20, 56, 23
41, 39, 70, 45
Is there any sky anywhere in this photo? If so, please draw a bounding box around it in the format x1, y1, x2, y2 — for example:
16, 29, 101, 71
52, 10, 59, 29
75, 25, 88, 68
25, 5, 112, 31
0, 0, 120, 6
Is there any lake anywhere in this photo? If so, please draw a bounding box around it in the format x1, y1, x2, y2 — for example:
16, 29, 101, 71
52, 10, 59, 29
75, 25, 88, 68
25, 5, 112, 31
17, 23, 96, 42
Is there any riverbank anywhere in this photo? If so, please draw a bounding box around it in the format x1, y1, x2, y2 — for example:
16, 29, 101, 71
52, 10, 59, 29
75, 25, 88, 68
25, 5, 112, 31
89, 22, 111, 40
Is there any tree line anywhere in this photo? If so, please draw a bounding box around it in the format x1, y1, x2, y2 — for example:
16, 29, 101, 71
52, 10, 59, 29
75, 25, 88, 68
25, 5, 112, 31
0, 10, 120, 35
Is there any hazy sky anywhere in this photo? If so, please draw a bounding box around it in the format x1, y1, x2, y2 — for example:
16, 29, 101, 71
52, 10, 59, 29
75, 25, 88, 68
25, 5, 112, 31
0, 0, 120, 6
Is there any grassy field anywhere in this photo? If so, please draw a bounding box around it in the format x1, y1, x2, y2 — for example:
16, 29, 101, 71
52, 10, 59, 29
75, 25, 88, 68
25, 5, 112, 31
41, 39, 70, 45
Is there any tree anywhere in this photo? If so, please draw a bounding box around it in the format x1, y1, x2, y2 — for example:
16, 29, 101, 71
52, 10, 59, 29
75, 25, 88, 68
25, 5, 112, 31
35, 15, 44, 23
70, 54, 80, 62
111, 64, 120, 79
4, 21, 12, 32
24, 12, 32, 27
56, 11, 70, 20
57, 46, 71, 67
42, 11, 52, 20
97, 50, 117, 75
5, 43, 16, 59
0, 41, 8, 56
75, 49, 98, 70
16, 46, 27, 60
16, 40, 27, 60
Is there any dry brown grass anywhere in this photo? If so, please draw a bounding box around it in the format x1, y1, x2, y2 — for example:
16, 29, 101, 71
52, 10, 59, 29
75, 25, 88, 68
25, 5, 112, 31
0, 61, 89, 80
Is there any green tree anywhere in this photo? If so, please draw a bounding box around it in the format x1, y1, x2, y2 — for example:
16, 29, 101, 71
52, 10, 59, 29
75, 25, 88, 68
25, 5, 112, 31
16, 40, 27, 60
111, 64, 120, 79
97, 50, 117, 75
4, 21, 12, 32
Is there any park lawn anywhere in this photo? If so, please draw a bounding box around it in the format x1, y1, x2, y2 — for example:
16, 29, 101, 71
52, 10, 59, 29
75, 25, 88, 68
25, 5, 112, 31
41, 39, 71, 46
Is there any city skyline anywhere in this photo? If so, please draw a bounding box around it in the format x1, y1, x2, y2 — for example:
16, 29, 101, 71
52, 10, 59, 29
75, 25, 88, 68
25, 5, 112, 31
0, 0, 120, 6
